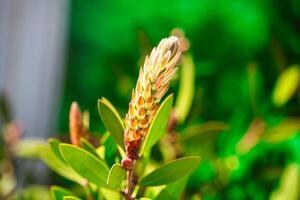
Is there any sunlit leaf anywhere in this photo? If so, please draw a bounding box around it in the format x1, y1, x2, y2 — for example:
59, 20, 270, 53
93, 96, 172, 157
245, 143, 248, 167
48, 138, 66, 163
273, 65, 300, 107
98, 97, 125, 149
60, 144, 109, 187
51, 186, 74, 200
100, 188, 121, 200
261, 118, 300, 144
106, 164, 126, 189
35, 143, 85, 185
96, 146, 106, 160
156, 176, 188, 200
270, 163, 299, 200
139, 95, 173, 156
140, 156, 201, 186
175, 54, 195, 124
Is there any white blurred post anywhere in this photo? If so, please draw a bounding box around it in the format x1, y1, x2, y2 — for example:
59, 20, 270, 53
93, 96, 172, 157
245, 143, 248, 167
0, 0, 69, 138
0, 0, 69, 184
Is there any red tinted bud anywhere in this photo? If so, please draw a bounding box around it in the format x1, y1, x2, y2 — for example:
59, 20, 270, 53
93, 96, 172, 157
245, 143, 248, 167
122, 158, 133, 170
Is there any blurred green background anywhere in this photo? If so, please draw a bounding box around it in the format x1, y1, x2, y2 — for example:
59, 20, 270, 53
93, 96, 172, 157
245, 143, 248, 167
59, 0, 300, 131
50, 0, 300, 199
2, 0, 299, 199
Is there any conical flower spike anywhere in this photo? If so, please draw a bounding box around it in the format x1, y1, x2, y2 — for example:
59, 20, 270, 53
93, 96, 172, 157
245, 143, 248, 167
124, 36, 182, 160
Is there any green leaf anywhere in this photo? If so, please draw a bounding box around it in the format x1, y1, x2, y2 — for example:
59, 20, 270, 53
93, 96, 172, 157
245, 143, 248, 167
261, 118, 300, 144
60, 144, 109, 187
100, 188, 121, 200
37, 143, 85, 185
140, 156, 201, 186
48, 138, 66, 163
273, 65, 300, 107
63, 196, 81, 200
156, 176, 188, 200
175, 54, 195, 124
107, 164, 126, 189
98, 97, 125, 149
14, 140, 44, 158
99, 132, 119, 167
51, 186, 74, 200
270, 163, 299, 200
80, 138, 100, 159
139, 94, 173, 156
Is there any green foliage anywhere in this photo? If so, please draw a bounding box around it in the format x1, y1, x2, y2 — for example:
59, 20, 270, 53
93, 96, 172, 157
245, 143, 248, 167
59, 144, 109, 187
261, 118, 300, 144
12, 185, 51, 200
156, 177, 188, 200
140, 156, 201, 186
36, 142, 85, 185
63, 197, 82, 200
270, 163, 299, 200
139, 94, 174, 156
106, 164, 126, 190
51, 186, 75, 200
11, 2, 300, 198
272, 65, 300, 107
98, 97, 125, 149
48, 138, 67, 163
80, 138, 100, 159
175, 54, 195, 124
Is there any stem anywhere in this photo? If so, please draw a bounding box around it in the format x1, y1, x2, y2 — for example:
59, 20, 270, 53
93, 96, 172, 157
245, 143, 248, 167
84, 184, 95, 200
125, 169, 134, 200
124, 159, 137, 200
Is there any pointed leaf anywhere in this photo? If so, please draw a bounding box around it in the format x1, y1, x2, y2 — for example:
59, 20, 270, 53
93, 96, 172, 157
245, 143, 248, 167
37, 143, 85, 185
80, 138, 100, 159
48, 138, 66, 163
107, 164, 126, 189
175, 54, 195, 124
60, 144, 109, 187
139, 95, 173, 156
98, 97, 125, 149
140, 156, 201, 186
51, 186, 74, 200
273, 65, 300, 107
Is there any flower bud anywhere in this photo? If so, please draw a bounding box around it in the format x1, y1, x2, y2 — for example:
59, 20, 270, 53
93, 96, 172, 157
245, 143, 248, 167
122, 158, 133, 170
124, 36, 182, 160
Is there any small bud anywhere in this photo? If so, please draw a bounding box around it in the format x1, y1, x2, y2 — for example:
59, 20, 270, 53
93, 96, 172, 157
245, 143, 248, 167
122, 158, 133, 170
69, 101, 85, 147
